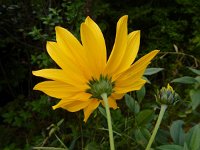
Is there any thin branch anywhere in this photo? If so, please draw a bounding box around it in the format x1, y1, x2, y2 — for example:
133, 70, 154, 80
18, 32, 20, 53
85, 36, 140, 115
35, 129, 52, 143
159, 51, 200, 67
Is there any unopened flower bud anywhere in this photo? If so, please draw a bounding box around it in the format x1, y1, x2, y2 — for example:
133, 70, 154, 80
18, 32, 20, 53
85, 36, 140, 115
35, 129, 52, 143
156, 84, 179, 105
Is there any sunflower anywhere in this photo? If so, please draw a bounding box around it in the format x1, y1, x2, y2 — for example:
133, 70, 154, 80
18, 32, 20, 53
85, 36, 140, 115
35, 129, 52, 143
33, 15, 159, 122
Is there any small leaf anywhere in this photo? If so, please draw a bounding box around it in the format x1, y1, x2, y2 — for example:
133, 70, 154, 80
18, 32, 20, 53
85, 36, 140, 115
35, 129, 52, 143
49, 128, 56, 136
185, 124, 200, 150
156, 145, 183, 150
136, 86, 146, 103
171, 76, 197, 84
183, 143, 189, 150
156, 129, 170, 144
173, 44, 179, 52
144, 68, 164, 76
189, 89, 200, 110
142, 76, 151, 84
98, 106, 107, 118
69, 136, 80, 150
57, 119, 64, 127
188, 67, 200, 75
135, 127, 151, 148
125, 94, 140, 114
136, 109, 154, 126
195, 76, 200, 84
170, 120, 185, 145
84, 142, 99, 150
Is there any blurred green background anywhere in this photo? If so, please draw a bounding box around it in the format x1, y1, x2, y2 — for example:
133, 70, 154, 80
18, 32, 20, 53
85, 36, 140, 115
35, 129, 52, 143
0, 0, 199, 149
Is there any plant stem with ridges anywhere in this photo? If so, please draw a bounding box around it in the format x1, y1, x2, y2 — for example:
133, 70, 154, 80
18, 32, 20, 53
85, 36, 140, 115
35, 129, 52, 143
145, 104, 167, 150
101, 93, 115, 150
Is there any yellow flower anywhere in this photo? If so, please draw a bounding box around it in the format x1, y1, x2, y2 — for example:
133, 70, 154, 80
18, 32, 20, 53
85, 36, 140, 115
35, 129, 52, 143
33, 15, 159, 122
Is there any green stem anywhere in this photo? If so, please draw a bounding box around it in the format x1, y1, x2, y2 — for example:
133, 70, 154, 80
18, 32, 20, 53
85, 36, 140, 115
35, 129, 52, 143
101, 93, 115, 150
145, 104, 167, 150
54, 133, 68, 149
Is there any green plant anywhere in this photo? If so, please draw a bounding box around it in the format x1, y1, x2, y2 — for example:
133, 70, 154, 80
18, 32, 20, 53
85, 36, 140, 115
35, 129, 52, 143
157, 120, 200, 150
171, 67, 200, 110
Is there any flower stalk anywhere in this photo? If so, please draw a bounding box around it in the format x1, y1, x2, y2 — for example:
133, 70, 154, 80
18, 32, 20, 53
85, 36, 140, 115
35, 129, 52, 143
101, 93, 115, 150
145, 104, 167, 150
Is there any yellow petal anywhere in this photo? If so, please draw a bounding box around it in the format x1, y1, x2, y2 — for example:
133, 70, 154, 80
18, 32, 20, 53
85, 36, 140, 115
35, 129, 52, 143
83, 99, 100, 122
55, 26, 91, 79
33, 81, 77, 98
113, 50, 159, 81
85, 16, 107, 64
114, 50, 159, 92
46, 41, 72, 69
46, 42, 88, 81
101, 98, 118, 109
167, 83, 174, 91
111, 93, 125, 100
116, 31, 140, 73
130, 50, 159, 72
105, 15, 128, 76
127, 31, 140, 62
55, 26, 83, 61
80, 22, 106, 78
115, 79, 146, 93
32, 69, 87, 89
53, 99, 91, 112
115, 66, 146, 86
33, 81, 90, 99
108, 98, 118, 109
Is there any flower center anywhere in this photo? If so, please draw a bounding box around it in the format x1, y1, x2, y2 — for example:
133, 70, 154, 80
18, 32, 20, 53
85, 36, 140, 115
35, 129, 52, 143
86, 75, 115, 99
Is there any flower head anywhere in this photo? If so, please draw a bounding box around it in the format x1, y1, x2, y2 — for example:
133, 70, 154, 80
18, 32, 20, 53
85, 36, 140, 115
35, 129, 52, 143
156, 84, 179, 105
33, 15, 159, 122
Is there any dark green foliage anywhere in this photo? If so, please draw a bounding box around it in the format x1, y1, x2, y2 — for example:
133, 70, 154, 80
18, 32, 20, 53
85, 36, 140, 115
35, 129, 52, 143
157, 121, 200, 150
0, 0, 200, 149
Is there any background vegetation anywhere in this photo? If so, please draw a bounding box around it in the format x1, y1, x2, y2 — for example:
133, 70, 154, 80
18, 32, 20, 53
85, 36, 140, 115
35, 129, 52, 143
0, 0, 199, 149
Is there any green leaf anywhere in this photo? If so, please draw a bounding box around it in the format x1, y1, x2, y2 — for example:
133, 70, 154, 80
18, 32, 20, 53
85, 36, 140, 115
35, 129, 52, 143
136, 109, 154, 126
170, 120, 185, 145
183, 143, 189, 150
125, 94, 140, 114
195, 76, 200, 83
69, 136, 79, 150
135, 127, 151, 148
189, 89, 200, 110
144, 68, 164, 75
84, 142, 99, 150
49, 127, 56, 136
156, 145, 183, 150
142, 76, 151, 84
156, 129, 170, 144
171, 76, 197, 84
57, 119, 64, 127
98, 106, 107, 118
185, 124, 200, 150
136, 86, 146, 103
188, 67, 200, 75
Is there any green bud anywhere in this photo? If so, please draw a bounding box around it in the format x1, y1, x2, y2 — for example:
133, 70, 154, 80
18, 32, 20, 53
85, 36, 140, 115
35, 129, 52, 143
156, 84, 179, 105
86, 75, 115, 99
